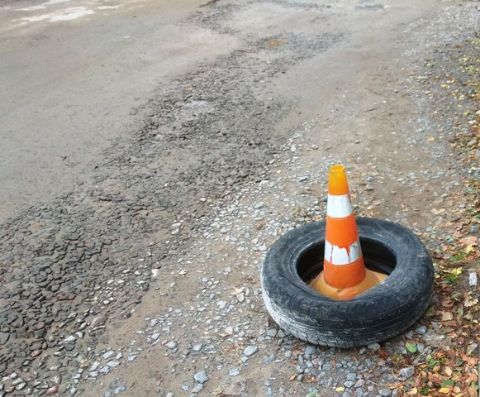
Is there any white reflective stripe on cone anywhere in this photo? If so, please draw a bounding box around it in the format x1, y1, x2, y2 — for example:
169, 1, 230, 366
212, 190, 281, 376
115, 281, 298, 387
324, 240, 362, 265
327, 194, 353, 218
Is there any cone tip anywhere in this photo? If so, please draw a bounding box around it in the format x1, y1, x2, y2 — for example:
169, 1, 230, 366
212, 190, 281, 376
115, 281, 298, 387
329, 164, 345, 173
328, 164, 349, 195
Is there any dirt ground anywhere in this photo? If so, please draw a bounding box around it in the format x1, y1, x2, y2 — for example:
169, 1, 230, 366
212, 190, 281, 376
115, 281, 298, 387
0, 0, 478, 396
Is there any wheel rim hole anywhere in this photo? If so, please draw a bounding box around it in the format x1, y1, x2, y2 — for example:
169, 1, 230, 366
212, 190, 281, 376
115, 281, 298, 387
297, 237, 397, 284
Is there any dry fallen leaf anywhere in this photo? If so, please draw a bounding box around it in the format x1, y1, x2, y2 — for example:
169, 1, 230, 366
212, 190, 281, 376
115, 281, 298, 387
460, 236, 477, 246
464, 297, 478, 307
441, 311, 454, 321
442, 298, 454, 308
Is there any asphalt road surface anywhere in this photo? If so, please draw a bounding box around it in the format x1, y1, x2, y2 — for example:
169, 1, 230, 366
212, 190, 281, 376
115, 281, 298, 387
0, 0, 478, 396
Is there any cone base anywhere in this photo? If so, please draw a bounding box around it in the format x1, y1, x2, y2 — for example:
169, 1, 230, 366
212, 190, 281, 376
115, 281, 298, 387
310, 269, 387, 301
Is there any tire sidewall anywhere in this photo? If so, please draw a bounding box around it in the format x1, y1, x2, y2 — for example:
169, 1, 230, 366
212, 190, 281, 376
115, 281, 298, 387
261, 218, 433, 344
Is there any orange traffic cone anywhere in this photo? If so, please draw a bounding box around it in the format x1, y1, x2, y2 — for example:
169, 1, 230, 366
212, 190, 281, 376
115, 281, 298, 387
311, 164, 386, 300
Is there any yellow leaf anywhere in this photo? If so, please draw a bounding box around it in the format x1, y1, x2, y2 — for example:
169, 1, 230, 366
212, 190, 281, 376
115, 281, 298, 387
465, 244, 475, 254
451, 268, 462, 276
439, 387, 450, 394
407, 387, 418, 395
336, 387, 345, 392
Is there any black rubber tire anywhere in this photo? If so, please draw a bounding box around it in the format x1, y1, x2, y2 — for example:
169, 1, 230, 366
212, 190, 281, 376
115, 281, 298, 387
261, 217, 433, 348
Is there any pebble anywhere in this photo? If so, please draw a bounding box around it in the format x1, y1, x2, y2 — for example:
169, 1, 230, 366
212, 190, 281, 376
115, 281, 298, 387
415, 326, 427, 335
107, 360, 120, 369
264, 353, 276, 364
266, 329, 277, 337
193, 371, 208, 384
346, 373, 356, 381
243, 345, 259, 357
31, 349, 42, 357
355, 380, 365, 388
46, 385, 59, 395
0, 333, 9, 345
228, 368, 240, 377
469, 272, 478, 287
367, 343, 380, 351
399, 366, 414, 379
103, 351, 115, 360
110, 379, 127, 394
15, 382, 26, 391
192, 343, 203, 352
378, 388, 391, 396
63, 335, 76, 343
166, 341, 177, 349
51, 375, 62, 385
12, 377, 23, 385
304, 345, 316, 357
